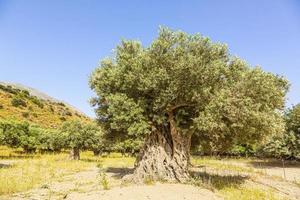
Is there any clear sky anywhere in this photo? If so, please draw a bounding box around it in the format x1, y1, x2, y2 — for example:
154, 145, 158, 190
0, 0, 299, 117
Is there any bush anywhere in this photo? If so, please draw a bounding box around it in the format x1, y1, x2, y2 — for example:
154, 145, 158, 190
30, 96, 44, 108
20, 90, 30, 98
49, 106, 54, 112
62, 110, 72, 116
0, 84, 17, 94
22, 112, 30, 118
57, 102, 65, 107
0, 104, 3, 109
11, 97, 27, 107
229, 144, 256, 157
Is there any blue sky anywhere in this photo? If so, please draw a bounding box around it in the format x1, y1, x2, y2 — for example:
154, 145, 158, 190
0, 0, 299, 117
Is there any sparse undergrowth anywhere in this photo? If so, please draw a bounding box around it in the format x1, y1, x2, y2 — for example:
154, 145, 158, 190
0, 147, 93, 195
0, 146, 298, 200
0, 84, 90, 129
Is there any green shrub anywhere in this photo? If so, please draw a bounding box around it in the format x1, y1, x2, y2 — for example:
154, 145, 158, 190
62, 110, 72, 116
49, 106, 54, 112
57, 102, 65, 107
31, 96, 44, 108
11, 97, 27, 107
0, 84, 17, 94
22, 112, 30, 118
20, 90, 30, 97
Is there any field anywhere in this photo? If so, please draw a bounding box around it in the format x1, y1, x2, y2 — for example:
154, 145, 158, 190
0, 146, 299, 200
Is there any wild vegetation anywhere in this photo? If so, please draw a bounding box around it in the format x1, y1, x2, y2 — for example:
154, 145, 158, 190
89, 27, 289, 182
0, 84, 89, 128
0, 27, 299, 199
0, 146, 299, 200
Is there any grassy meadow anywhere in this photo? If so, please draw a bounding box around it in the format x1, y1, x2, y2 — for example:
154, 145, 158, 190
1, 146, 298, 200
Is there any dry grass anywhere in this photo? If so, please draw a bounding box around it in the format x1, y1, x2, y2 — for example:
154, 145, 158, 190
0, 146, 135, 196
0, 146, 295, 200
0, 147, 94, 195
191, 157, 290, 200
0, 90, 90, 128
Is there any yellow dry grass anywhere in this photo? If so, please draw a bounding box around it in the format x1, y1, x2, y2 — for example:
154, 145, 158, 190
0, 146, 292, 200
0, 90, 90, 128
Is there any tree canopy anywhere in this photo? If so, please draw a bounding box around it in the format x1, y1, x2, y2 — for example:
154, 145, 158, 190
90, 27, 289, 182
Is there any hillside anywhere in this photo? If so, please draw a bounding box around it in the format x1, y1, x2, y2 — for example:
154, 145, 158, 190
0, 82, 90, 128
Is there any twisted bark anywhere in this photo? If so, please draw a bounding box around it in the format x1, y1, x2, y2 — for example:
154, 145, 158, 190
130, 112, 191, 183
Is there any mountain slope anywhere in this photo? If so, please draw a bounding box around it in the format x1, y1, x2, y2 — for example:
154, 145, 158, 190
0, 82, 90, 128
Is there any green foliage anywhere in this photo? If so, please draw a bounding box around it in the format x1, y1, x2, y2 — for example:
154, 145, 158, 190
62, 110, 72, 116
20, 90, 30, 97
113, 138, 142, 156
90, 27, 288, 153
11, 96, 27, 107
0, 120, 38, 152
0, 120, 103, 154
61, 120, 102, 152
229, 144, 256, 157
30, 96, 44, 108
261, 104, 300, 159
98, 170, 110, 190
22, 112, 30, 118
37, 129, 66, 152
0, 84, 18, 94
57, 102, 66, 107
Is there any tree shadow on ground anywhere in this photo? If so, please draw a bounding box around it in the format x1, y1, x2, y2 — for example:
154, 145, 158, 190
0, 155, 34, 159
249, 160, 300, 169
105, 167, 134, 179
190, 169, 248, 190
0, 163, 12, 169
81, 158, 102, 163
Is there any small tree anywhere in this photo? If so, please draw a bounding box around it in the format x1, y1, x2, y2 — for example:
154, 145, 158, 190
61, 120, 100, 160
37, 129, 66, 153
262, 104, 300, 159
90, 130, 106, 156
0, 120, 39, 153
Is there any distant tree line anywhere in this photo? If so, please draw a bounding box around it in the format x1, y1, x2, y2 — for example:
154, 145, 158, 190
0, 119, 142, 159
0, 103, 299, 160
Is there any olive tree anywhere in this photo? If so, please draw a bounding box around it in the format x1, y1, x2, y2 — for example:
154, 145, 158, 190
37, 129, 67, 153
0, 120, 39, 153
61, 121, 100, 160
263, 104, 300, 159
90, 27, 288, 182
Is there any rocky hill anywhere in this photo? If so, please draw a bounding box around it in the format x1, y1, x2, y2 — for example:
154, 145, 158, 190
0, 82, 90, 128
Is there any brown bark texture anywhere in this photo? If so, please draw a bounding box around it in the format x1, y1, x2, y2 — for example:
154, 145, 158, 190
131, 112, 192, 183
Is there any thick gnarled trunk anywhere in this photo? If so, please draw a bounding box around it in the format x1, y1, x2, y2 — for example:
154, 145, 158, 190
131, 113, 192, 183
69, 147, 80, 160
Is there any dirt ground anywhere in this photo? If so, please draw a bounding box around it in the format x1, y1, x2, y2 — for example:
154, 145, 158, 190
1, 159, 300, 200
3, 167, 221, 200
